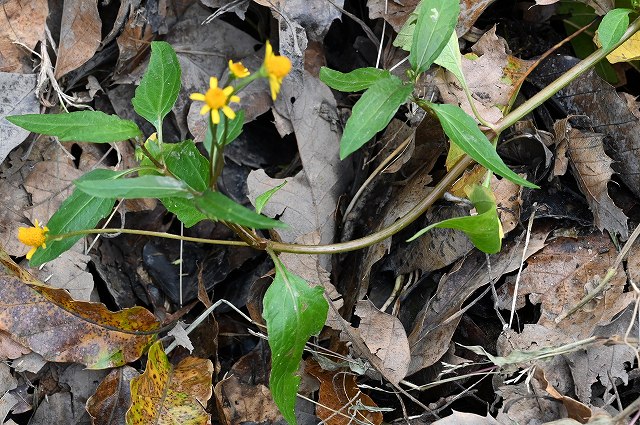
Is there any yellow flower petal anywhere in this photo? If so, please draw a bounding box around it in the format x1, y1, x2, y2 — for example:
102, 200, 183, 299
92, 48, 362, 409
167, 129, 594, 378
210, 77, 218, 89
211, 109, 221, 124
199, 104, 211, 115
222, 106, 236, 120
190, 93, 206, 101
230, 95, 240, 103
26, 247, 36, 260
223, 86, 234, 96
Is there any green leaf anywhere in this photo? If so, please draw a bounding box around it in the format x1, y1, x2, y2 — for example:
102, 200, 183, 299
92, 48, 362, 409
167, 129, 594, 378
434, 31, 465, 84
340, 75, 414, 159
164, 141, 210, 191
597, 8, 632, 50
6, 111, 142, 143
408, 185, 503, 253
203, 110, 245, 154
132, 41, 181, 131
410, 0, 460, 74
263, 259, 328, 425
195, 190, 286, 229
429, 103, 538, 188
319, 67, 391, 92
393, 2, 423, 50
29, 170, 119, 266
255, 182, 287, 215
161, 198, 207, 228
75, 175, 192, 199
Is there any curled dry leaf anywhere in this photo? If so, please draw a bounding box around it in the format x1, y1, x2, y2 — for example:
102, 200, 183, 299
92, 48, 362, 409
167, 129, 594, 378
306, 359, 383, 425
127, 341, 213, 425
0, 249, 160, 369
214, 375, 282, 425
87, 366, 140, 425
352, 300, 410, 385
553, 119, 628, 238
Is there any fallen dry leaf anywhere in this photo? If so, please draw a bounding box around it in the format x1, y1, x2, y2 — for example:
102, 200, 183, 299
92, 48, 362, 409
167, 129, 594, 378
54, 0, 102, 79
0, 0, 48, 73
86, 366, 140, 425
127, 341, 213, 425
431, 411, 501, 425
252, 0, 343, 41
353, 300, 410, 385
0, 249, 160, 368
214, 375, 282, 425
0, 72, 40, 164
607, 30, 640, 63
306, 360, 383, 425
553, 120, 627, 238
535, 367, 592, 423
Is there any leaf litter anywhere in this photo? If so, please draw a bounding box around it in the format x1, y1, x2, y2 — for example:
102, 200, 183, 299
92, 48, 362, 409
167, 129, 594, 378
2, 1, 640, 424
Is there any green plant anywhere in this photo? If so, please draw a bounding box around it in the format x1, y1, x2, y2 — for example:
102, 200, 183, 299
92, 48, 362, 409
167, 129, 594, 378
8, 2, 640, 423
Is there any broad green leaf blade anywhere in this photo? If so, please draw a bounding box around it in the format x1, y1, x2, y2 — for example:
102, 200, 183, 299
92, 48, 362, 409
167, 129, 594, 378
408, 185, 503, 253
263, 259, 328, 425
126, 341, 212, 425
6, 111, 142, 143
161, 197, 207, 228
410, 0, 460, 74
255, 182, 287, 215
393, 2, 423, 50
30, 170, 119, 266
164, 141, 209, 191
597, 8, 632, 50
75, 175, 192, 199
429, 103, 538, 188
203, 110, 245, 154
195, 190, 286, 229
434, 31, 465, 84
319, 67, 391, 92
340, 75, 414, 159
132, 41, 181, 131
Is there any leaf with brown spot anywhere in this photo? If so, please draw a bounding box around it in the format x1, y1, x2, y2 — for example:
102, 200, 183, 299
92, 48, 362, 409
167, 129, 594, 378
87, 366, 140, 425
553, 120, 628, 238
306, 360, 383, 425
0, 249, 160, 369
126, 341, 213, 425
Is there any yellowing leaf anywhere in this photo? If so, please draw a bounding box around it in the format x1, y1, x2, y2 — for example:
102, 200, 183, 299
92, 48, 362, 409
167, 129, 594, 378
606, 31, 640, 63
126, 341, 213, 425
0, 249, 160, 369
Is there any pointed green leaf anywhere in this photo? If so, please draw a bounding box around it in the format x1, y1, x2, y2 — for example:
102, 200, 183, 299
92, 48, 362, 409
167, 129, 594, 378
429, 103, 538, 188
597, 8, 632, 50
29, 169, 120, 266
263, 259, 328, 425
75, 175, 192, 199
340, 75, 414, 159
255, 182, 287, 215
434, 31, 465, 84
195, 190, 285, 229
319, 67, 391, 92
6, 111, 141, 143
161, 198, 207, 228
132, 41, 181, 131
394, 2, 423, 50
164, 141, 210, 191
408, 185, 503, 253
410, 0, 460, 74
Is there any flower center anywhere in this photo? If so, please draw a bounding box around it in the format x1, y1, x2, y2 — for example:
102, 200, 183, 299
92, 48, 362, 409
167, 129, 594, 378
266, 56, 291, 79
205, 87, 228, 109
18, 227, 47, 247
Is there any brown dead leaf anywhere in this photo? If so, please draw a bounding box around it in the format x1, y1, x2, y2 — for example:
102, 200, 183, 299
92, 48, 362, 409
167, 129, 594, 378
530, 56, 640, 200
352, 300, 410, 385
113, 7, 153, 79
86, 366, 139, 425
407, 229, 548, 374
0, 330, 30, 360
127, 341, 213, 425
28, 250, 94, 301
436, 27, 533, 124
0, 181, 30, 256
54, 0, 102, 79
535, 367, 592, 423
214, 375, 282, 425
247, 72, 352, 271
0, 249, 160, 368
306, 360, 383, 425
553, 120, 627, 238
0, 0, 48, 73
534, 0, 612, 14
252, 0, 343, 41
0, 73, 40, 164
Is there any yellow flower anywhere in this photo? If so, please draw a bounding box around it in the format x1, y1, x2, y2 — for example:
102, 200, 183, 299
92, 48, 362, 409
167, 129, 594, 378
18, 219, 49, 260
229, 60, 250, 78
263, 41, 291, 100
190, 77, 240, 125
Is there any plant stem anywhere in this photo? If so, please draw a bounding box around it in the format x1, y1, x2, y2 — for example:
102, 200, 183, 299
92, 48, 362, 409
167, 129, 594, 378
48, 228, 249, 247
